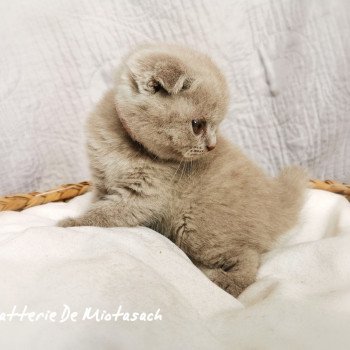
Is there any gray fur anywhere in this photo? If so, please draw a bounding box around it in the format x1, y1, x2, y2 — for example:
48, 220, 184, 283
58, 44, 307, 297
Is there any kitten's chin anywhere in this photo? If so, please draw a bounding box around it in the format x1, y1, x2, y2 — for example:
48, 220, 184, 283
146, 148, 203, 163
182, 150, 208, 161
157, 150, 186, 162
182, 154, 206, 162
139, 142, 184, 162
151, 149, 208, 165
159, 148, 208, 162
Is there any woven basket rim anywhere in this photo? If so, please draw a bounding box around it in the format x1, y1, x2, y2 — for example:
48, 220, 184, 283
0, 179, 349, 212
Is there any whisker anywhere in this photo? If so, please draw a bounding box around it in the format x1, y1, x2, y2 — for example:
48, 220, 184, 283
170, 159, 183, 183
178, 159, 186, 182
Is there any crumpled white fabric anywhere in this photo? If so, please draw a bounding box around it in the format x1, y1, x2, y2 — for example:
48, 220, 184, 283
0, 0, 350, 195
0, 189, 349, 350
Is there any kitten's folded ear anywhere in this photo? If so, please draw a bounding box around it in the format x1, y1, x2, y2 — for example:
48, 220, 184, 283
127, 53, 190, 95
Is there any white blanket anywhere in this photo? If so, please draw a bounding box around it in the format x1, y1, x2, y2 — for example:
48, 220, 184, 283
1, 0, 350, 195
0, 189, 349, 350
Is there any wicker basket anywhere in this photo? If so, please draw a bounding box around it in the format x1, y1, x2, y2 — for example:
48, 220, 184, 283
0, 182, 91, 211
0, 179, 349, 212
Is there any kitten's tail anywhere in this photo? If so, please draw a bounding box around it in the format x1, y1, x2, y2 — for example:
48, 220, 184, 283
275, 166, 308, 211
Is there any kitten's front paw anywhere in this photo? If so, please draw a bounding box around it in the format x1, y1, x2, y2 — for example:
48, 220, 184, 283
57, 218, 80, 227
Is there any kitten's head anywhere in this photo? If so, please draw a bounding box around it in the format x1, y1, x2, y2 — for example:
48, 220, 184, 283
114, 44, 229, 162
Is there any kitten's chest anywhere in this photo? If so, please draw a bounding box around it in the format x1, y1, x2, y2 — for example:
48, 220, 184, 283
159, 164, 205, 235
109, 161, 174, 196
171, 163, 206, 200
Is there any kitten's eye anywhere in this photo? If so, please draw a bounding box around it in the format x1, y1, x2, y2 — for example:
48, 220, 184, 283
153, 82, 162, 93
191, 119, 206, 135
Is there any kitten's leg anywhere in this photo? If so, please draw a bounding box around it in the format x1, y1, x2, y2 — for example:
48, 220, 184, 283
198, 248, 260, 297
57, 194, 157, 228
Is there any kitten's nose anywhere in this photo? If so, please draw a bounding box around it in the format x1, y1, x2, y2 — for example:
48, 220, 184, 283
206, 144, 216, 151
205, 131, 217, 151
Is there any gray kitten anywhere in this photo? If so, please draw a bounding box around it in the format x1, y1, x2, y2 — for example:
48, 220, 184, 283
58, 44, 306, 297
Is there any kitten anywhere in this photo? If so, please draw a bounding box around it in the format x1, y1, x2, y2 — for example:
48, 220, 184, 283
58, 44, 306, 297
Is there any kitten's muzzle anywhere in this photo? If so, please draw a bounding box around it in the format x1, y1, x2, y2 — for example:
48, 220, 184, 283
205, 130, 217, 152
206, 144, 216, 151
